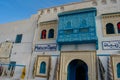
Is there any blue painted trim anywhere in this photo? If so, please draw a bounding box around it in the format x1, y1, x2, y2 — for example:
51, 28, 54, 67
36, 54, 112, 56
97, 54, 110, 56
117, 63, 120, 78
40, 62, 46, 74
46, 54, 112, 56
51, 55, 59, 56
0, 64, 25, 67
57, 40, 98, 44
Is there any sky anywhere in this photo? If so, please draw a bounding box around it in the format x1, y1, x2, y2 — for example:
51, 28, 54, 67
0, 0, 83, 24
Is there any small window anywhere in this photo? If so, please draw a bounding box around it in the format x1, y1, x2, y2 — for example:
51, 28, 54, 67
117, 22, 120, 33
40, 61, 46, 74
117, 63, 120, 78
64, 29, 73, 34
106, 23, 115, 34
15, 34, 22, 43
41, 30, 46, 39
48, 29, 54, 38
79, 28, 89, 32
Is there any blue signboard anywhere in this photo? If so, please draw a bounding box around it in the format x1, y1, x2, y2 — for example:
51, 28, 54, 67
102, 40, 120, 50
34, 43, 57, 52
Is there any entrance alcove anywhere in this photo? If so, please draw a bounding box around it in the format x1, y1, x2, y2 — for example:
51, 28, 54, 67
67, 59, 88, 80
59, 51, 97, 80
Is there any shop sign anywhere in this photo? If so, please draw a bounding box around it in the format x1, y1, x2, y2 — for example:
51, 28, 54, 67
102, 40, 120, 50
34, 43, 57, 52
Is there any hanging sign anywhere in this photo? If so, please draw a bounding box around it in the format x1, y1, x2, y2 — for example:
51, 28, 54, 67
102, 40, 120, 50
34, 43, 57, 52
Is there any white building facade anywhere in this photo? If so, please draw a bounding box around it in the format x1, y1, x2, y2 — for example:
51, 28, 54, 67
0, 0, 120, 80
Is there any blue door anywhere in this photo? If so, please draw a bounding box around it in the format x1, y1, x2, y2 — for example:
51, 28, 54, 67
67, 59, 88, 80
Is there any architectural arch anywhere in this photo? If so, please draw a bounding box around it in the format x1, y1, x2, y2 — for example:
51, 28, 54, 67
117, 22, 120, 33
40, 61, 46, 74
41, 30, 46, 39
67, 59, 88, 80
106, 23, 115, 34
48, 29, 54, 38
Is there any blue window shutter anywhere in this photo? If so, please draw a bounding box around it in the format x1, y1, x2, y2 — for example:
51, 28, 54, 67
40, 62, 46, 74
15, 34, 22, 43
117, 63, 120, 78
48, 29, 54, 38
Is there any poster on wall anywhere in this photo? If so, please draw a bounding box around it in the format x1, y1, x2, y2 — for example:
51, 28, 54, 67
0, 41, 13, 58
102, 40, 120, 50
34, 43, 57, 52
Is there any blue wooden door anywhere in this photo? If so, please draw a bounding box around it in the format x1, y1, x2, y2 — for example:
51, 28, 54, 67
67, 59, 88, 80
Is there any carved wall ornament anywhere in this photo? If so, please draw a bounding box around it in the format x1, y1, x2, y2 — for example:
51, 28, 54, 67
111, 55, 120, 79
38, 20, 57, 41
35, 55, 51, 78
59, 51, 97, 80
102, 13, 120, 36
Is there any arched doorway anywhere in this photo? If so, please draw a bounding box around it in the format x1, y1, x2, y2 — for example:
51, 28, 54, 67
67, 59, 88, 80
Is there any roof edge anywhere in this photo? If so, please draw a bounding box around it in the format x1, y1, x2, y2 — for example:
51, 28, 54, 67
58, 7, 97, 17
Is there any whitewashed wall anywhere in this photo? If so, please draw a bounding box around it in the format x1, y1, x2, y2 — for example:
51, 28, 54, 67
95, 0, 120, 80
0, 0, 120, 80
0, 15, 37, 79
96, 0, 120, 53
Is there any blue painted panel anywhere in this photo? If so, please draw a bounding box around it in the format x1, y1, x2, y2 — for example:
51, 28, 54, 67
57, 7, 98, 49
117, 63, 120, 78
40, 62, 46, 74
15, 34, 22, 43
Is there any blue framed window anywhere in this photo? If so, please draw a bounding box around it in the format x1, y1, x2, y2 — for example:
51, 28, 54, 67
117, 63, 120, 78
15, 34, 22, 43
40, 61, 46, 74
106, 23, 115, 34
48, 29, 54, 38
